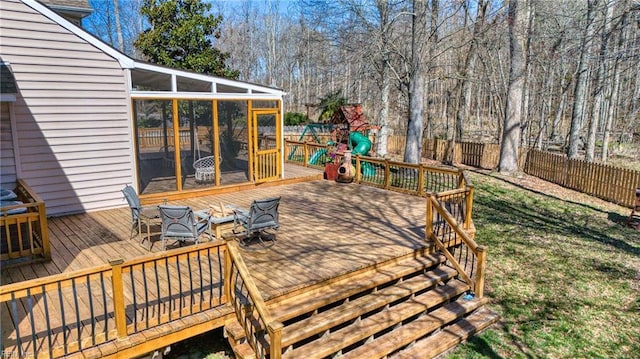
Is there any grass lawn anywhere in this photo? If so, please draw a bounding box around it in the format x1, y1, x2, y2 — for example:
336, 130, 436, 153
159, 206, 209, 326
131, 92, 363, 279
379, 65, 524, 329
447, 171, 640, 359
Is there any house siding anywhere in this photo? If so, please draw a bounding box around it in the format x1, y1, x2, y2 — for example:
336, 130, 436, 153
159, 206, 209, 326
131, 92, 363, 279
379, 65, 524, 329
1, 102, 17, 190
0, 0, 133, 215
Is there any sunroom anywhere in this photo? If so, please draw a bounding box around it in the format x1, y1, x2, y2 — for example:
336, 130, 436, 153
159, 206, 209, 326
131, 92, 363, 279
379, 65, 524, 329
128, 63, 286, 198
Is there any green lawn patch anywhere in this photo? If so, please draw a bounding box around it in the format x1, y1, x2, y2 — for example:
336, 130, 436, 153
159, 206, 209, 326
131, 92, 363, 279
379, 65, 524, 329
448, 172, 640, 359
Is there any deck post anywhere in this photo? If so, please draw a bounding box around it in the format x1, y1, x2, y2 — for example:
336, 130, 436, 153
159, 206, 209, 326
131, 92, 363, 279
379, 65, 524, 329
109, 259, 127, 338
475, 245, 486, 298
384, 159, 390, 190
268, 321, 283, 359
303, 142, 309, 167
418, 164, 425, 197
354, 155, 361, 183
38, 201, 50, 260
465, 185, 474, 230
425, 194, 434, 241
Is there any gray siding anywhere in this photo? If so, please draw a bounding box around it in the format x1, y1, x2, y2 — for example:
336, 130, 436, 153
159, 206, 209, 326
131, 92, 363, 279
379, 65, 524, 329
0, 0, 133, 215
1, 102, 17, 190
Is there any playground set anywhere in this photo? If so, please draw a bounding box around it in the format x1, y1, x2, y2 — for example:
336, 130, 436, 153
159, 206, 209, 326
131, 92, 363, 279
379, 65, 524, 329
291, 104, 377, 180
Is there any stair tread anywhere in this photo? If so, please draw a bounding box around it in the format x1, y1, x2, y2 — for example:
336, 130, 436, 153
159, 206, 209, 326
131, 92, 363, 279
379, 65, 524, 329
281, 266, 459, 347
230, 342, 256, 359
391, 306, 501, 359
340, 296, 490, 359
282, 280, 470, 359
269, 253, 445, 322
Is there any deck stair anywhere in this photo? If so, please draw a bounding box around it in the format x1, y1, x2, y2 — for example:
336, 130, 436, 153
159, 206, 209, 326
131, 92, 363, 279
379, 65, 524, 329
225, 251, 499, 359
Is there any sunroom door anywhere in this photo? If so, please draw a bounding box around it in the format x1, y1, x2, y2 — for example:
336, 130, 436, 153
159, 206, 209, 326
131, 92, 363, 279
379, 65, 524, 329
251, 110, 280, 183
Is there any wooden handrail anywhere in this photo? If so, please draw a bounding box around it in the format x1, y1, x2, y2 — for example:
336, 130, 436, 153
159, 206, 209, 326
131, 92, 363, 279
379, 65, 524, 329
226, 240, 283, 359
426, 194, 486, 297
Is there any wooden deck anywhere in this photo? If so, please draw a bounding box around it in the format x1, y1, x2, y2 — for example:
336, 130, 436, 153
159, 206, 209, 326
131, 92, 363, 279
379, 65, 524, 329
2, 178, 428, 301
1, 165, 434, 358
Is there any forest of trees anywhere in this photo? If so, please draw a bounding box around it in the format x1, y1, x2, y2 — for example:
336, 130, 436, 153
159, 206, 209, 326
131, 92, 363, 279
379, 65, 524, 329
86, 0, 640, 167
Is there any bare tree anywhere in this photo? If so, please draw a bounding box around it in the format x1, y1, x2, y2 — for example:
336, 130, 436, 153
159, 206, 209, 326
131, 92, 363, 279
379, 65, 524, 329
404, 0, 427, 164
568, 0, 598, 159
113, 0, 124, 52
499, 0, 527, 173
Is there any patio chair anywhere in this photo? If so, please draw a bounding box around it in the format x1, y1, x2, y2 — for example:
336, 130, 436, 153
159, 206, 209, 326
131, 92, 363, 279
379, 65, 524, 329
158, 205, 212, 250
122, 185, 159, 248
232, 197, 281, 249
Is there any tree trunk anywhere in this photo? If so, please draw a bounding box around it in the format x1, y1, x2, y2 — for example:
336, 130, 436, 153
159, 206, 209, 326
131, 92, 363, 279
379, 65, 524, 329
602, 2, 630, 162
568, 0, 597, 159
455, 0, 487, 144
112, 0, 124, 52
404, 0, 427, 164
587, 1, 612, 162
499, 0, 527, 174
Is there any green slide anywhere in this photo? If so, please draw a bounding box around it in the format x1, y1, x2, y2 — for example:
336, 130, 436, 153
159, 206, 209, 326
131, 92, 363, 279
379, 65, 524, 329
349, 132, 376, 176
308, 148, 328, 165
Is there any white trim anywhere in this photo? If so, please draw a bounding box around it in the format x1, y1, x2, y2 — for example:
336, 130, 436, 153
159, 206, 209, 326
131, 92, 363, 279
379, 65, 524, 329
132, 62, 285, 95
22, 0, 135, 68
130, 91, 284, 101
171, 74, 177, 92
123, 69, 138, 189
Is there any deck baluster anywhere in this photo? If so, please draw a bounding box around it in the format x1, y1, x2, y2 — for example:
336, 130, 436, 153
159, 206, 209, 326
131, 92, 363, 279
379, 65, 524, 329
57, 281, 67, 354
72, 278, 81, 350
87, 279, 95, 346
165, 257, 172, 321
99, 273, 109, 341
142, 262, 150, 329
154, 261, 162, 326
26, 289, 37, 355
42, 284, 53, 352
10, 293, 22, 357
130, 267, 138, 331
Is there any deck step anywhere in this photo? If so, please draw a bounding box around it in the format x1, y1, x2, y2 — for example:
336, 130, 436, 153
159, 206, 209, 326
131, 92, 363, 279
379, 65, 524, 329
391, 306, 501, 359
228, 341, 256, 359
225, 253, 446, 342
281, 266, 459, 348
269, 252, 446, 322
281, 280, 470, 359
340, 297, 490, 359
225, 250, 498, 359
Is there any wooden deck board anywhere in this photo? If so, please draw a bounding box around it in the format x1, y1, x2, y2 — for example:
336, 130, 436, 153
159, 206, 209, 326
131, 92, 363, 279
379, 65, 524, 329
2, 168, 432, 357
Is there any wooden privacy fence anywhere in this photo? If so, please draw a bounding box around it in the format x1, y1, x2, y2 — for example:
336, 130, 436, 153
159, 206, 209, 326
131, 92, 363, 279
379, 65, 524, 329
386, 135, 637, 207
524, 149, 640, 207
0, 179, 50, 268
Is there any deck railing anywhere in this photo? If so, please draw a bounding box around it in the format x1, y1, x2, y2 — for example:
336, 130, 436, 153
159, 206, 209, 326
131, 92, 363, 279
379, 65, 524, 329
426, 193, 486, 297
284, 139, 483, 297
0, 242, 227, 358
226, 241, 282, 359
284, 139, 465, 194
0, 179, 50, 267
